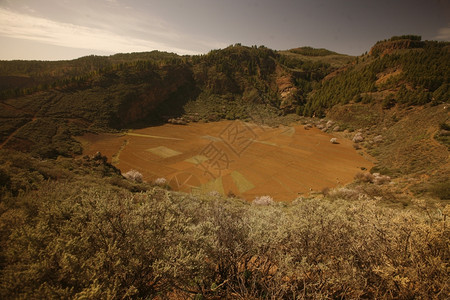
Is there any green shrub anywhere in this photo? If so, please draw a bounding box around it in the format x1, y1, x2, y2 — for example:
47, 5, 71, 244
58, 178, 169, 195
1, 180, 448, 299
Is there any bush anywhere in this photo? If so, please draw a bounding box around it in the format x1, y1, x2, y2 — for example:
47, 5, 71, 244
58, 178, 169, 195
123, 169, 143, 183
353, 132, 364, 143
154, 177, 167, 186
1, 173, 448, 299
430, 181, 450, 200
373, 173, 391, 185
354, 172, 374, 183
252, 195, 274, 205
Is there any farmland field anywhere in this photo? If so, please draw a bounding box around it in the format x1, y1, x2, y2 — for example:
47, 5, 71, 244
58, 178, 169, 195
80, 121, 374, 201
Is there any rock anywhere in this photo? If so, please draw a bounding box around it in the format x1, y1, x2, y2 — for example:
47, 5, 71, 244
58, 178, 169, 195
330, 138, 338, 144
333, 125, 340, 132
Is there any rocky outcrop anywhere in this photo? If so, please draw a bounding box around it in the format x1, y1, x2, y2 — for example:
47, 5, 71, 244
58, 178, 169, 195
276, 67, 298, 113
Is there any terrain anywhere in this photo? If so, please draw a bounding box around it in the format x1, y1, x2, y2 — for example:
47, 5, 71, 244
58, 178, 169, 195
0, 35, 449, 298
80, 121, 373, 201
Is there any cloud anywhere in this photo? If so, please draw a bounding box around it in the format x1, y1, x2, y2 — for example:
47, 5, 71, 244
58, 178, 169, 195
0, 7, 210, 55
434, 26, 450, 41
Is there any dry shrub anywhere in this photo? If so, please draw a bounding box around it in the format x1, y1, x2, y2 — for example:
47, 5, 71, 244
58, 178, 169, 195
327, 187, 363, 201
154, 177, 167, 186
353, 143, 361, 150
270, 198, 450, 299
252, 195, 274, 205
123, 169, 143, 183
353, 132, 364, 143
321, 186, 331, 195
373, 173, 391, 185
209, 190, 221, 197
373, 135, 383, 143
1, 180, 448, 299
354, 171, 375, 183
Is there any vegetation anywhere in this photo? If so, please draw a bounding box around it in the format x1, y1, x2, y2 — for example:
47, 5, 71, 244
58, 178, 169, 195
0, 149, 448, 299
289, 46, 338, 56
0, 36, 449, 298
305, 39, 450, 116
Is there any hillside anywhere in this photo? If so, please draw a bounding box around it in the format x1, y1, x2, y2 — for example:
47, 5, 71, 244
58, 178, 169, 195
0, 36, 449, 298
0, 44, 353, 157
306, 35, 449, 200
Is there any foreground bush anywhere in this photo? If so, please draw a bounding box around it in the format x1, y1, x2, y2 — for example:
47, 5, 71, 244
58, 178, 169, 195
0, 181, 448, 299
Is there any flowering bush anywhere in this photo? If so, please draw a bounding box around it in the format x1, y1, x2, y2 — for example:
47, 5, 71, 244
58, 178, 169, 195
123, 169, 143, 183
154, 177, 167, 186
353, 132, 364, 143
252, 195, 274, 205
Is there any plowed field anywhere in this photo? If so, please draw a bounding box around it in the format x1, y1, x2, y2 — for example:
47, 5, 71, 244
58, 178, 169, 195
80, 121, 373, 201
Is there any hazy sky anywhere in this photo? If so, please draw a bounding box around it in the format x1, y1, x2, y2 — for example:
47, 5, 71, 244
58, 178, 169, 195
0, 0, 449, 60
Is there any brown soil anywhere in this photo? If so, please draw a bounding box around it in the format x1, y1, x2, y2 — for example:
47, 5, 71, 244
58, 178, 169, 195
79, 121, 374, 201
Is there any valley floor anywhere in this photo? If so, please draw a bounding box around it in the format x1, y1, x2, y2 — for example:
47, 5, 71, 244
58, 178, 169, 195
79, 120, 373, 201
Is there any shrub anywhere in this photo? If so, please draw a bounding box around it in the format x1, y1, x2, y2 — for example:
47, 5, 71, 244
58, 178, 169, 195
353, 143, 361, 150
123, 169, 143, 183
439, 122, 450, 131
327, 187, 363, 201
353, 132, 364, 143
209, 190, 221, 197
154, 177, 167, 186
1, 161, 448, 299
252, 195, 274, 205
373, 173, 391, 185
354, 172, 374, 183
373, 135, 383, 143
430, 181, 450, 200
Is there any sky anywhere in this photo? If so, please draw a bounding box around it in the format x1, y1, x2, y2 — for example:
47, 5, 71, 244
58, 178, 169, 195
0, 0, 449, 60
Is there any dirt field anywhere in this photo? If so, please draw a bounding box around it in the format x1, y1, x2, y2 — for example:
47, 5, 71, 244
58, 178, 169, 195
79, 121, 374, 201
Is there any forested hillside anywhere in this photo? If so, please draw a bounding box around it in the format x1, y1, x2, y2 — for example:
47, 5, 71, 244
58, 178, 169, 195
0, 44, 352, 157
305, 36, 450, 116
